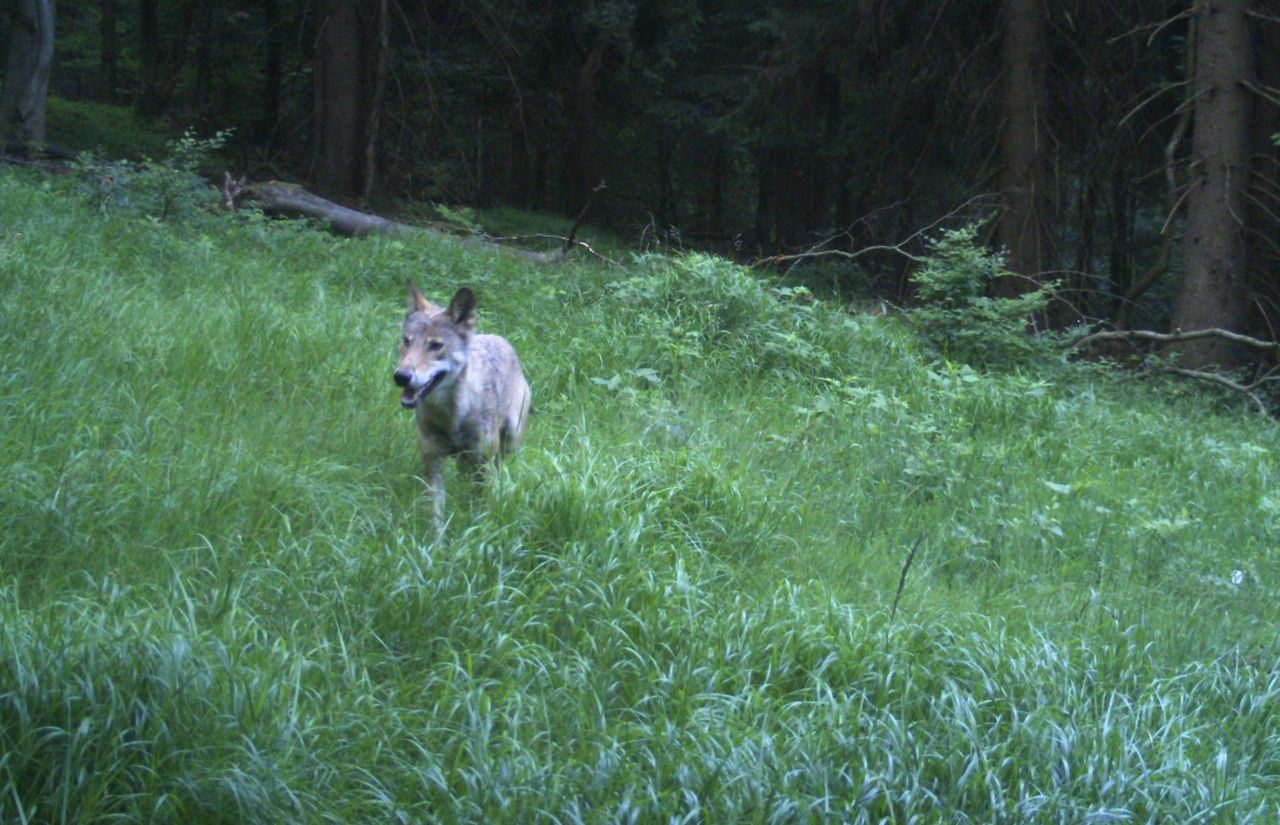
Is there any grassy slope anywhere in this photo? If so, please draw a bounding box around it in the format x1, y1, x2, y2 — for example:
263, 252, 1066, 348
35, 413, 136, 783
2, 168, 1278, 822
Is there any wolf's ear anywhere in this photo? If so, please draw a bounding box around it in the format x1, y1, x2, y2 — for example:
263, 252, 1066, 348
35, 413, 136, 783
446, 287, 477, 330
406, 278, 437, 314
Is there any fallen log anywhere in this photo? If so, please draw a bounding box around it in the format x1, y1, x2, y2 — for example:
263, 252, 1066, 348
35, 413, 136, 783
247, 180, 417, 237
243, 179, 565, 264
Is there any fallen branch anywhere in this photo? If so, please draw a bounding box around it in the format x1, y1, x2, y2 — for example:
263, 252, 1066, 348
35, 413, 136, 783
486, 232, 625, 270
1072, 326, 1280, 415
1071, 326, 1280, 353
1161, 367, 1270, 415
890, 537, 924, 621
562, 179, 605, 255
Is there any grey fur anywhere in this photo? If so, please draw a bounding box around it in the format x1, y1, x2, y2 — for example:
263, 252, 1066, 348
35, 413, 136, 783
395, 282, 531, 529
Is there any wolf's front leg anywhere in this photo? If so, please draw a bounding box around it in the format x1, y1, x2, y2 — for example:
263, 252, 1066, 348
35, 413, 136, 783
458, 433, 501, 495
423, 456, 446, 538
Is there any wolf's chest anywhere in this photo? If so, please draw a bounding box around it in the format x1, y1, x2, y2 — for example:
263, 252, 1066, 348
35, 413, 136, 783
415, 398, 482, 454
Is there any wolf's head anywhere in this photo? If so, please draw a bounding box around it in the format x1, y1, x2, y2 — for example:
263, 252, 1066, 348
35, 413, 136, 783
393, 281, 476, 409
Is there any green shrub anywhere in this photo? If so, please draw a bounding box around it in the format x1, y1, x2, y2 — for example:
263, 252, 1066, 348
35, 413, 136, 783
70, 129, 232, 221
908, 224, 1059, 368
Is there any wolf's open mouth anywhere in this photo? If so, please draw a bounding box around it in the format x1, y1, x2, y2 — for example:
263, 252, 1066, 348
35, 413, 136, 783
400, 371, 447, 408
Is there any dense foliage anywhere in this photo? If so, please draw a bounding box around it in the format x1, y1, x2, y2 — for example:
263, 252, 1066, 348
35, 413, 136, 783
34, 0, 1280, 348
2, 162, 1279, 821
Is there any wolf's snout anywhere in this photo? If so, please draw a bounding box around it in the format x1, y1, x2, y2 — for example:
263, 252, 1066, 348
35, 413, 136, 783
393, 370, 412, 388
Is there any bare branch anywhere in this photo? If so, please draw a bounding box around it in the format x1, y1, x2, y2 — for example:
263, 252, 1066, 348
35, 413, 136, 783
1245, 7, 1280, 26
1118, 80, 1188, 129
487, 232, 624, 270
1107, 7, 1195, 46
1161, 367, 1269, 415
562, 180, 606, 254
1242, 80, 1280, 109
890, 537, 923, 621
1073, 327, 1280, 352
754, 193, 1000, 269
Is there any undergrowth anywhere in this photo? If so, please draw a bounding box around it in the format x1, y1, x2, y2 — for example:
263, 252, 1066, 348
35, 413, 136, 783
2, 165, 1278, 821
45, 97, 174, 160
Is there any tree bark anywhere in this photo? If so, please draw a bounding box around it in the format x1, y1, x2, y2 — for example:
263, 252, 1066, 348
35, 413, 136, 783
754, 146, 777, 253
136, 0, 196, 117
559, 30, 606, 214
138, 0, 159, 106
361, 0, 389, 205
310, 0, 365, 196
99, 0, 118, 102
996, 0, 1052, 296
1, 0, 55, 144
1169, 0, 1254, 369
656, 133, 676, 228
259, 0, 283, 144
194, 0, 215, 112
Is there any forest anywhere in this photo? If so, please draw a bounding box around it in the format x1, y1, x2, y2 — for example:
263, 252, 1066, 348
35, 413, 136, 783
3, 1, 1280, 822
3, 0, 1278, 373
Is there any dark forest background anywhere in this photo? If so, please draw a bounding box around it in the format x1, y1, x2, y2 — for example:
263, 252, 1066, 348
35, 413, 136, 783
8, 0, 1280, 369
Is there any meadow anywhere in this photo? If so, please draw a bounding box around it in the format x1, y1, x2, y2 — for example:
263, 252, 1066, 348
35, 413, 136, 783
2, 165, 1279, 822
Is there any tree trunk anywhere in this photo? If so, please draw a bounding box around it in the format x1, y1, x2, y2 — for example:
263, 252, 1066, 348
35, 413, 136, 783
1, 0, 54, 144
1246, 8, 1280, 340
559, 30, 606, 214
996, 0, 1052, 296
708, 143, 725, 239
1170, 0, 1254, 369
138, 0, 159, 108
361, 0, 389, 204
259, 0, 283, 145
99, 0, 118, 102
136, 0, 196, 117
1109, 164, 1134, 308
509, 117, 531, 208
194, 0, 215, 114
310, 0, 365, 196
754, 146, 778, 253
656, 134, 676, 228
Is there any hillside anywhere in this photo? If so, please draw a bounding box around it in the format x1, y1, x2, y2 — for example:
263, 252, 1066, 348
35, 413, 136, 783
2, 167, 1278, 822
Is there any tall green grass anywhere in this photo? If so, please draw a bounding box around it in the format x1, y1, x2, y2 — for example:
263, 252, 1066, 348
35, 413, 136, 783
2, 167, 1278, 821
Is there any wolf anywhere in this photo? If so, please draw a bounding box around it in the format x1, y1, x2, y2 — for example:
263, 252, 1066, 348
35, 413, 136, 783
393, 280, 531, 526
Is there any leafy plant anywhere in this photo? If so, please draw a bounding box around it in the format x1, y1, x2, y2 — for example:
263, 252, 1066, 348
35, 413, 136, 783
69, 128, 232, 221
908, 224, 1059, 368
432, 203, 482, 233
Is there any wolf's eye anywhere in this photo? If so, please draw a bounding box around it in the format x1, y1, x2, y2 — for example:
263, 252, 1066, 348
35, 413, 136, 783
402, 336, 411, 348
428, 340, 444, 352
